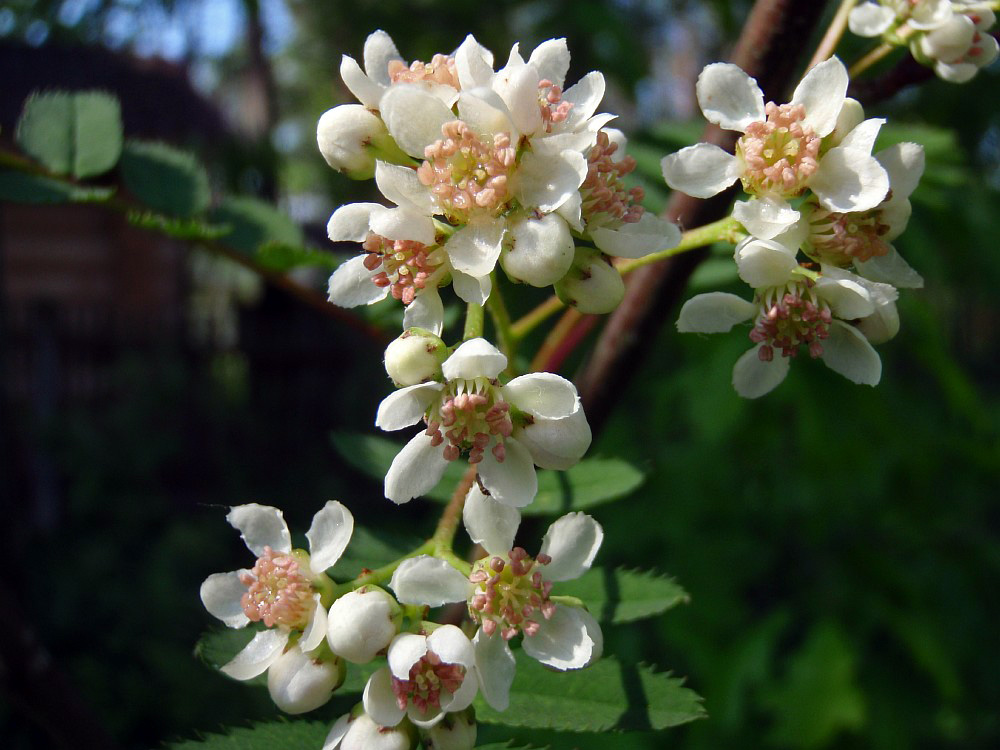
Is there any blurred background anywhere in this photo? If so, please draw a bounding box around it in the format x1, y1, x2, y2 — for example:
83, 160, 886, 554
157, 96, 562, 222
1, 1, 998, 748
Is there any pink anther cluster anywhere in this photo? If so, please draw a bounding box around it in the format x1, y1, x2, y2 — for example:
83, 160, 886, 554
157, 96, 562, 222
391, 650, 467, 713
362, 232, 442, 304
737, 102, 821, 196
417, 121, 516, 221
750, 284, 833, 361
538, 78, 573, 131
239, 546, 315, 629
387, 54, 460, 89
808, 204, 892, 264
468, 548, 556, 641
424, 381, 514, 464
582, 131, 645, 225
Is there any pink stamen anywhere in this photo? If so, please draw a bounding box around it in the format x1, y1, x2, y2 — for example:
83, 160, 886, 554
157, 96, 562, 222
736, 102, 821, 197
239, 546, 315, 629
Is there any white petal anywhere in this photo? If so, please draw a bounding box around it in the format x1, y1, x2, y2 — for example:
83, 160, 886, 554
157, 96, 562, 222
661, 143, 740, 198
848, 4, 895, 37
934, 60, 979, 84
695, 62, 765, 132
381, 85, 455, 159
528, 38, 570, 89
455, 34, 495, 90
811, 147, 889, 213
877, 142, 924, 202
856, 298, 899, 345
735, 236, 799, 288
442, 338, 507, 380
220, 628, 288, 680
500, 213, 575, 286
821, 320, 882, 385
457, 88, 518, 140
828, 98, 865, 147
856, 247, 923, 289
676, 292, 756, 333
403, 287, 445, 335
388, 633, 429, 679
522, 605, 599, 670
375, 161, 437, 215
363, 667, 407, 727
477, 438, 538, 508
590, 212, 682, 259
562, 71, 606, 130
463, 484, 520, 555
389, 555, 472, 606
339, 55, 384, 109
517, 149, 588, 212
322, 714, 351, 750
814, 277, 875, 320
384, 432, 449, 504
327, 255, 388, 308
375, 382, 443, 431
837, 117, 885, 154
445, 219, 505, 278
494, 62, 543, 135
910, 0, 953, 30
732, 346, 791, 398
200, 571, 250, 628
473, 629, 515, 711
363, 30, 402, 85
514, 408, 591, 471
369, 207, 436, 246
503, 372, 578, 419
451, 269, 492, 306
327, 202, 381, 242
306, 501, 355, 574
731, 197, 800, 241
300, 594, 328, 651
428, 624, 475, 668
791, 56, 848, 137
227, 504, 291, 556
440, 667, 478, 715
539, 512, 603, 582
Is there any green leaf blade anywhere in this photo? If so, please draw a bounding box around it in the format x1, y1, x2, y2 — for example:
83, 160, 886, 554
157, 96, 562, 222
121, 140, 211, 218
72, 92, 123, 178
558, 567, 690, 625
16, 91, 74, 175
211, 196, 304, 256
166, 721, 330, 750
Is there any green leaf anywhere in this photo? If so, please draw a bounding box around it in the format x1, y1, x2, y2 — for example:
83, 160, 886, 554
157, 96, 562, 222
166, 720, 329, 750
211, 196, 304, 255
558, 567, 689, 625
0, 170, 114, 204
15, 91, 123, 178
256, 241, 340, 273
330, 432, 644, 515
127, 210, 230, 241
474, 654, 705, 732
121, 140, 210, 218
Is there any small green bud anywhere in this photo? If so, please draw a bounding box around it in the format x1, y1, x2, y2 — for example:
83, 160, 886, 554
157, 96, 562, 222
384, 328, 447, 386
555, 247, 625, 314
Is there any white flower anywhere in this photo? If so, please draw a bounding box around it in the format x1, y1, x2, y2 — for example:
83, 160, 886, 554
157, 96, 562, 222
326, 586, 402, 664
661, 58, 889, 238
389, 488, 604, 711
849, 0, 954, 37
919, 10, 998, 83
677, 237, 886, 397
362, 625, 479, 729
199, 501, 353, 680
267, 644, 344, 714
376, 338, 591, 506
324, 710, 417, 750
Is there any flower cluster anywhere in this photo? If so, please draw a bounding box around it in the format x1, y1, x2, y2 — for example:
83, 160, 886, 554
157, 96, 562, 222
321, 31, 681, 331
849, 1, 998, 82
662, 57, 924, 397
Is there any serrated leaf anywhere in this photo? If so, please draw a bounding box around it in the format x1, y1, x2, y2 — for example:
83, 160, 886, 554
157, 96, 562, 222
212, 196, 303, 255
256, 241, 340, 273
558, 567, 689, 624
166, 720, 329, 750
15, 91, 123, 178
0, 170, 114, 204
474, 654, 705, 732
127, 210, 230, 240
121, 140, 210, 218
331, 433, 644, 515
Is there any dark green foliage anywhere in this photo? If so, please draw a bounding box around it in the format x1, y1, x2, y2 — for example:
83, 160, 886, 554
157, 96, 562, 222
120, 140, 211, 218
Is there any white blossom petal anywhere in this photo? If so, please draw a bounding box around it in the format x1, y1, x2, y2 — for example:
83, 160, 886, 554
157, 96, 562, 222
500, 213, 575, 286
390, 556, 472, 606
814, 276, 875, 320
376, 382, 443, 431
220, 628, 289, 680
227, 504, 291, 556
363, 667, 407, 727
695, 62, 765, 132
463, 484, 520, 555
676, 292, 756, 333
306, 501, 355, 574
590, 212, 682, 259
561, 71, 606, 130
527, 38, 570, 89
375, 161, 438, 215
494, 62, 544, 135
517, 149, 588, 212
442, 338, 507, 380
539, 512, 603, 582
838, 117, 885, 154
791, 56, 848, 137
428, 624, 475, 668
821, 320, 882, 385
384, 432, 449, 504
381, 85, 456, 159
200, 571, 250, 628
848, 3, 895, 37
661, 143, 741, 198
445, 219, 506, 278
731, 197, 800, 240
322, 714, 351, 750
473, 629, 515, 711
735, 236, 799, 288
503, 372, 578, 419
856, 298, 899, 345
339, 55, 384, 109
513, 407, 591, 471
440, 668, 478, 715
451, 269, 492, 306
299, 594, 328, 651
403, 287, 445, 335
477, 438, 537, 508
368, 207, 436, 246
910, 0, 953, 30
327, 203, 382, 243
732, 345, 791, 398
811, 147, 889, 213
363, 30, 402, 86
458, 88, 519, 140
327, 255, 388, 308
877, 142, 924, 203
522, 605, 599, 670
455, 34, 495, 90
856, 247, 923, 289
388, 634, 429, 679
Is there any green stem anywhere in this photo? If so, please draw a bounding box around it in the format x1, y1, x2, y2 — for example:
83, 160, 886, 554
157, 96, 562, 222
510, 295, 566, 341
485, 273, 517, 367
849, 42, 895, 77
432, 465, 478, 557
330, 539, 435, 598
806, 0, 858, 70
463, 302, 485, 340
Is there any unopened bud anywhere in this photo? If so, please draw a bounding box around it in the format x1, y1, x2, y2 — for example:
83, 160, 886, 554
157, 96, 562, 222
916, 15, 976, 63
317, 104, 387, 180
267, 646, 344, 714
384, 329, 447, 386
554, 248, 625, 314
326, 710, 418, 750
500, 213, 575, 287
326, 585, 403, 663
420, 707, 476, 750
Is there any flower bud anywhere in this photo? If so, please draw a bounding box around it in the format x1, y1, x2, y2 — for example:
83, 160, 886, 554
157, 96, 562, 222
500, 213, 575, 287
326, 585, 403, 663
916, 15, 976, 63
327, 710, 418, 750
317, 104, 387, 180
554, 248, 625, 314
420, 707, 477, 750
266, 646, 344, 714
384, 329, 447, 387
